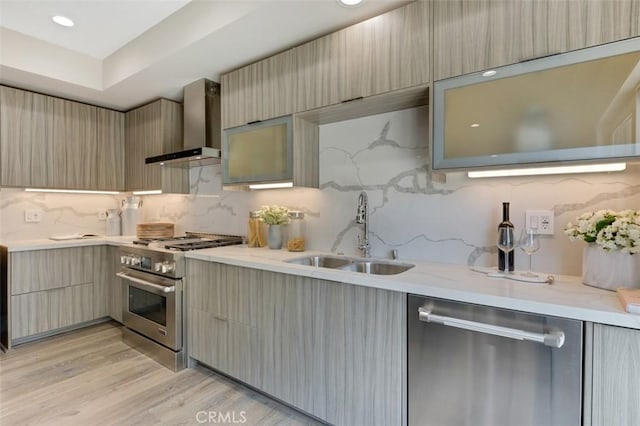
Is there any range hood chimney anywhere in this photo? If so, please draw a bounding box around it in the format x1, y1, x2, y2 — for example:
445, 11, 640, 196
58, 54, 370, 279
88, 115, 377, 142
145, 78, 221, 167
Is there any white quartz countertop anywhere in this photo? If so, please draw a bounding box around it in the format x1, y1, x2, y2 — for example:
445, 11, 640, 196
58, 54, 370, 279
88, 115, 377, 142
2, 236, 136, 251
3, 239, 639, 329
185, 246, 640, 330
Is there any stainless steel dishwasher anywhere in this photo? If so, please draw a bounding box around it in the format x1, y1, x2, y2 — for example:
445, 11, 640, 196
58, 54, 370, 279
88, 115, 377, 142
408, 295, 583, 426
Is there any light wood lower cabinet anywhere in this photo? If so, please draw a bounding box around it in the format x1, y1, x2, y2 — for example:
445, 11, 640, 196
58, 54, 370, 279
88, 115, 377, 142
9, 246, 119, 344
94, 245, 122, 322
10, 246, 94, 295
11, 283, 94, 339
585, 323, 640, 425
187, 259, 405, 426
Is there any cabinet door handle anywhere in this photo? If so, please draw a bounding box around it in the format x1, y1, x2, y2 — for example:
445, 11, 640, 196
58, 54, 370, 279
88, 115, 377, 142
247, 120, 262, 125
518, 51, 561, 63
341, 96, 364, 104
418, 307, 565, 348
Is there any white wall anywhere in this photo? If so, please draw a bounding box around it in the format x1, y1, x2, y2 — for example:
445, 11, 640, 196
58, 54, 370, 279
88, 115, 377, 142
2, 105, 639, 276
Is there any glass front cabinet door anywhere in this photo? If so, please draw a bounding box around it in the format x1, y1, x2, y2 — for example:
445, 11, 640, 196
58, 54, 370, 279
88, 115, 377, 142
222, 115, 293, 186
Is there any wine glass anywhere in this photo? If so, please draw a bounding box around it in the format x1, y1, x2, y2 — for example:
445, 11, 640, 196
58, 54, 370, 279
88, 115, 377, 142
519, 228, 540, 277
497, 227, 515, 271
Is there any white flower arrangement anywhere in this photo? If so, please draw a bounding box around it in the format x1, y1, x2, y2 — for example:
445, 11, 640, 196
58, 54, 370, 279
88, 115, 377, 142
257, 205, 290, 225
564, 209, 640, 254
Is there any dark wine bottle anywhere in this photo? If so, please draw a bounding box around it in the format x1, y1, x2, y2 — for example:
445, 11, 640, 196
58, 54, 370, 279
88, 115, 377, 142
498, 202, 515, 272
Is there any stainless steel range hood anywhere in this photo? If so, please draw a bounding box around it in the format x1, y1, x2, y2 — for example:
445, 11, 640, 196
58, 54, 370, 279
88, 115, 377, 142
145, 79, 221, 167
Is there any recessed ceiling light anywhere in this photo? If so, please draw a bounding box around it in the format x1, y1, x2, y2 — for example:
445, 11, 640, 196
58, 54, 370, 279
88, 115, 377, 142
52, 15, 74, 27
337, 0, 364, 7
470, 123, 480, 128
482, 70, 497, 77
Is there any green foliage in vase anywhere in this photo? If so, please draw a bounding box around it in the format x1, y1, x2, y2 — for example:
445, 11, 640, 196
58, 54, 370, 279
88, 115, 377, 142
257, 205, 290, 225
565, 210, 640, 254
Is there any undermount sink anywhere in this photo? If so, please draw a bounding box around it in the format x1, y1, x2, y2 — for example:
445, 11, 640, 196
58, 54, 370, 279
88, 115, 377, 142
285, 255, 414, 275
286, 255, 352, 269
336, 261, 414, 275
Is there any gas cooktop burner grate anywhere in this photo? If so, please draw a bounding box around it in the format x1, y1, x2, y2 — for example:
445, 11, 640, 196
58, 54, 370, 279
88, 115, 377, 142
164, 237, 243, 251
132, 233, 243, 251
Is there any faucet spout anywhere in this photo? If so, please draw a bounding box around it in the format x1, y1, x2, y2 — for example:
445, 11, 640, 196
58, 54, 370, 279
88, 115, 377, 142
356, 191, 370, 257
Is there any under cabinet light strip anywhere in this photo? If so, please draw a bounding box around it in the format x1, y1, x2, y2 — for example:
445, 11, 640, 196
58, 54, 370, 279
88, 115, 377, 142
467, 163, 626, 178
132, 190, 162, 195
248, 182, 294, 190
25, 188, 120, 195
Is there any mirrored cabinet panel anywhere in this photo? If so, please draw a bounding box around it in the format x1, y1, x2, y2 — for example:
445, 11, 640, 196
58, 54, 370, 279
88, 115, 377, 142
433, 38, 640, 170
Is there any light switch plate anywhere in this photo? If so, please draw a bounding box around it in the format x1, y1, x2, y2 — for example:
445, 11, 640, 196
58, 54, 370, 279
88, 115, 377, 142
525, 210, 554, 235
25, 209, 43, 223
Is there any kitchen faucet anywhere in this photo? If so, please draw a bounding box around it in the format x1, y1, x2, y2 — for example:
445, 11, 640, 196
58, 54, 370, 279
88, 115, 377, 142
356, 191, 370, 258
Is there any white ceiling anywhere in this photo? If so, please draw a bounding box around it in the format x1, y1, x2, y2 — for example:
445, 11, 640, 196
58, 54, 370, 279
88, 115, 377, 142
0, 0, 409, 111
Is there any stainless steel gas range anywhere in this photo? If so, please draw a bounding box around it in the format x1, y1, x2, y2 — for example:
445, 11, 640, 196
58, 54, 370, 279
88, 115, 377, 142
118, 233, 243, 371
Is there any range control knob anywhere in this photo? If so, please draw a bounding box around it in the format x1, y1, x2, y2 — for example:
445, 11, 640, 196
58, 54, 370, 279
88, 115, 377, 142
161, 261, 175, 274
154, 262, 163, 272
130, 256, 141, 266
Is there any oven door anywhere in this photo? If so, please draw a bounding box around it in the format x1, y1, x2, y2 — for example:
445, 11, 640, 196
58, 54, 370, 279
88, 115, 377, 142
118, 270, 182, 351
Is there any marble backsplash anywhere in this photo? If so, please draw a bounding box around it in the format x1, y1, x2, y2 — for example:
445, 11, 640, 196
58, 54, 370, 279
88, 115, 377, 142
2, 105, 639, 277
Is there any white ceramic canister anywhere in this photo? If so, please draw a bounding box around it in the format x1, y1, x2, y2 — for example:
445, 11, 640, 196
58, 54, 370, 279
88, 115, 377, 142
105, 209, 121, 236
121, 196, 142, 236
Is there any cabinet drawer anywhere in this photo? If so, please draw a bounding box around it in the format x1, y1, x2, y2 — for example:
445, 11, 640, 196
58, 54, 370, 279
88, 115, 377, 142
11, 247, 94, 295
11, 283, 94, 339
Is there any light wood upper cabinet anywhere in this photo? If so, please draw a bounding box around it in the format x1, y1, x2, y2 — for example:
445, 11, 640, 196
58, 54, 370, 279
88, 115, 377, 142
586, 323, 640, 425
222, 49, 297, 129
433, 0, 548, 80
295, 0, 430, 111
222, 1, 430, 126
124, 98, 188, 193
95, 109, 124, 191
434, 0, 640, 81
53, 98, 97, 189
295, 31, 345, 112
221, 60, 265, 129
0, 85, 124, 190
261, 49, 297, 123
345, 0, 431, 99
1, 87, 55, 187
549, 0, 640, 52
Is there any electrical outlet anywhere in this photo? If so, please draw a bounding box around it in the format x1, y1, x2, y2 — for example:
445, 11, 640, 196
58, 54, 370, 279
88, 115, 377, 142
98, 210, 107, 221
525, 210, 554, 235
25, 209, 43, 223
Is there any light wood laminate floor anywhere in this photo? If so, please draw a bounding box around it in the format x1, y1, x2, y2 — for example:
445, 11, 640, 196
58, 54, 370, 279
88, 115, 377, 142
0, 322, 324, 426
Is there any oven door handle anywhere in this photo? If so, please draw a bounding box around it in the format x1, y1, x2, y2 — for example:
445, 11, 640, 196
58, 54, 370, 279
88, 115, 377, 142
117, 272, 176, 294
418, 307, 565, 348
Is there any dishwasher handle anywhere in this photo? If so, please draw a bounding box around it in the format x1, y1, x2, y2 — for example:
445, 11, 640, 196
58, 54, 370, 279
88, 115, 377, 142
418, 307, 565, 348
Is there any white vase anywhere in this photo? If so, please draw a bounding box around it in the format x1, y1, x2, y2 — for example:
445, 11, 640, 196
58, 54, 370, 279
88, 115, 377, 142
582, 245, 640, 291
